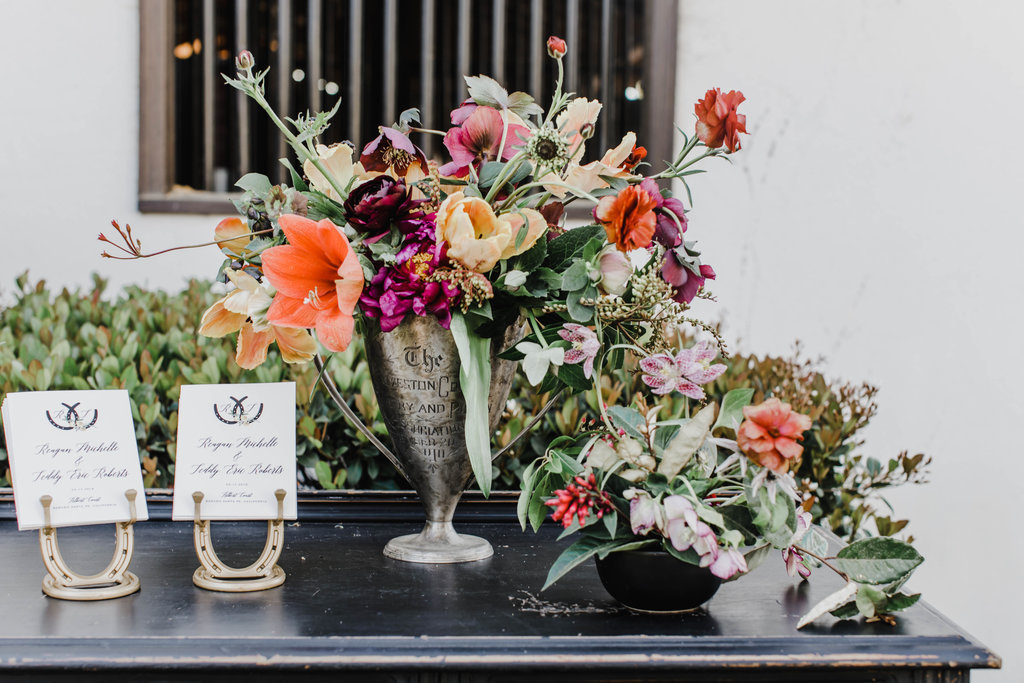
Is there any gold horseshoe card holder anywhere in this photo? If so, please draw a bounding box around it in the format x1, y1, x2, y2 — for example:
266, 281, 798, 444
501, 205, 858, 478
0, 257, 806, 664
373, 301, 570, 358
191, 489, 287, 592
38, 489, 141, 601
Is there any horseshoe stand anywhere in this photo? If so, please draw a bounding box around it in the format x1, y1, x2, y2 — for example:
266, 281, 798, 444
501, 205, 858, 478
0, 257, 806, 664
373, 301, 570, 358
191, 489, 287, 592
38, 489, 141, 601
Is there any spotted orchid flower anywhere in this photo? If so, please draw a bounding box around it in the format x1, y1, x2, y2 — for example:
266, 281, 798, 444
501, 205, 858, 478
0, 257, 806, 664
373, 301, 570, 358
557, 323, 601, 379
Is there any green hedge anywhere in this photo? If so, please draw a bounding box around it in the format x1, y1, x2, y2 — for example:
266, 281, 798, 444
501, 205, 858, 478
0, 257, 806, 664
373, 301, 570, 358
0, 275, 928, 540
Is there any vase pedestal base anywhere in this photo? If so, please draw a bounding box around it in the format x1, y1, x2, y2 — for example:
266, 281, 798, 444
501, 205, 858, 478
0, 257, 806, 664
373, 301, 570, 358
383, 520, 493, 563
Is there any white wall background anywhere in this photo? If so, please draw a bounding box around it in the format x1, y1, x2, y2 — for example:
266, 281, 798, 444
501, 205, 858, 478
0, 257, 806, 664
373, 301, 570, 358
0, 0, 1019, 677
677, 1, 1022, 679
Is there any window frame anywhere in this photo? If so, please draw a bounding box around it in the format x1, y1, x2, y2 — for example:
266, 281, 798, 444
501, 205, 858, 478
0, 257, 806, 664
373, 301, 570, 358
138, 0, 679, 215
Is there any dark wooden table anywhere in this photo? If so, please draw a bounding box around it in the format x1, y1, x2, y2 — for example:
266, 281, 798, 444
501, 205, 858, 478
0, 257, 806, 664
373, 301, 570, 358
0, 492, 1000, 682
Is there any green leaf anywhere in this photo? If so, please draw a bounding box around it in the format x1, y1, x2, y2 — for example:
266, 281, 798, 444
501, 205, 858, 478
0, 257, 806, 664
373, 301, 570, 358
607, 406, 644, 440
545, 224, 605, 270
542, 537, 617, 590
741, 544, 774, 573
713, 388, 754, 434
834, 537, 924, 585
829, 601, 862, 620
560, 260, 589, 291
450, 312, 493, 496
517, 460, 538, 530
315, 461, 336, 490
884, 592, 922, 613
855, 584, 888, 618
235, 173, 273, 196
464, 74, 510, 109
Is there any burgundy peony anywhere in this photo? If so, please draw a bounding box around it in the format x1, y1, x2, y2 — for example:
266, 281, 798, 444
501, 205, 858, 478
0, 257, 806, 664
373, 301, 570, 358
343, 176, 419, 243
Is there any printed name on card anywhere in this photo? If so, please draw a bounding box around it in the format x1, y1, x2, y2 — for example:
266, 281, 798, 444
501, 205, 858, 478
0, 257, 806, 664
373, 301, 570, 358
1, 390, 149, 530
172, 382, 298, 521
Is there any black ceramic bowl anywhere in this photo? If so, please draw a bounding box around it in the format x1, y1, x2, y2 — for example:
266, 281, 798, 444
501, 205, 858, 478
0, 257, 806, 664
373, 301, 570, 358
595, 548, 722, 613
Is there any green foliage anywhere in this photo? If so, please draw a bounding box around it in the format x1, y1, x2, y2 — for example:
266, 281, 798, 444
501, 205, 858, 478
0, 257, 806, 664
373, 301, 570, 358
0, 274, 930, 544
0, 274, 395, 491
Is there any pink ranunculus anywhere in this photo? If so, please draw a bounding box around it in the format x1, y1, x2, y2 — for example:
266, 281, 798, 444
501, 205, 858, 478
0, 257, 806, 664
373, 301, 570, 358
546, 35, 567, 59
557, 323, 601, 379
694, 88, 748, 153
736, 398, 813, 474
597, 245, 632, 296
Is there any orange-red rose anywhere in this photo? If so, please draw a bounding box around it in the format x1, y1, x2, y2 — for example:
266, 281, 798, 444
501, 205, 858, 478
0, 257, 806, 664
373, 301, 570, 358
594, 184, 658, 252
736, 398, 812, 474
694, 88, 747, 153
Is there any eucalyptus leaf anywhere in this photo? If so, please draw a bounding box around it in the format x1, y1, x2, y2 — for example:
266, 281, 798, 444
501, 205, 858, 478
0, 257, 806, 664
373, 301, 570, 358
235, 173, 273, 196
542, 537, 618, 590
607, 406, 645, 440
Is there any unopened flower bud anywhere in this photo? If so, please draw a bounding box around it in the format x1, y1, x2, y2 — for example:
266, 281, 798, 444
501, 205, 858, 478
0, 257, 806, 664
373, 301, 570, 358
579, 123, 595, 140
547, 35, 567, 59
236, 50, 255, 72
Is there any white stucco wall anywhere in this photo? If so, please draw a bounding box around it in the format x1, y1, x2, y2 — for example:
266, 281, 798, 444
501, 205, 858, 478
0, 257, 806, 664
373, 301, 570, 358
0, 0, 1019, 676
676, 1, 1022, 678
1, 0, 219, 298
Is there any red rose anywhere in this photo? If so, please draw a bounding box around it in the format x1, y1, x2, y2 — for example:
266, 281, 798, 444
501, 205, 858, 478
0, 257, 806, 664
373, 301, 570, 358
694, 88, 747, 153
547, 35, 567, 59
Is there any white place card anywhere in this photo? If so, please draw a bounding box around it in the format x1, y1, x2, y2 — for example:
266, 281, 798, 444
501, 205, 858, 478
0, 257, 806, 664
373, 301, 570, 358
172, 382, 298, 521
1, 390, 149, 530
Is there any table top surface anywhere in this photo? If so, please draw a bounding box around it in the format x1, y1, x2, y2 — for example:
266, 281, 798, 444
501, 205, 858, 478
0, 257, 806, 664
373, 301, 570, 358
0, 492, 1001, 675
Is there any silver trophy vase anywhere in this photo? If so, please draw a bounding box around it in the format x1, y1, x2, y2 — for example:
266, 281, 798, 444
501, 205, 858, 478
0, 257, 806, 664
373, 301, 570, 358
363, 315, 521, 563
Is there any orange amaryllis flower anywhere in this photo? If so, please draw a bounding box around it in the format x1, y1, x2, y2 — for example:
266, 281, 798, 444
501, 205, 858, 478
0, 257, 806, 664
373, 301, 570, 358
198, 269, 317, 369
736, 398, 812, 474
594, 183, 658, 252
694, 88, 747, 153
260, 214, 364, 352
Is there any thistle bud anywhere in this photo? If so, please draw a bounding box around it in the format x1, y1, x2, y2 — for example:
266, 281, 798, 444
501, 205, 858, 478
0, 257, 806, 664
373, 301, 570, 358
235, 50, 255, 73
546, 35, 567, 59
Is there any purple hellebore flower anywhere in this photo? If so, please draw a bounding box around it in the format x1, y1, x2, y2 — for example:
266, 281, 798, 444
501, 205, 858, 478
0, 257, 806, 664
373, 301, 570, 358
360, 126, 428, 178
639, 178, 688, 249
557, 323, 601, 379
638, 340, 726, 400
662, 249, 716, 304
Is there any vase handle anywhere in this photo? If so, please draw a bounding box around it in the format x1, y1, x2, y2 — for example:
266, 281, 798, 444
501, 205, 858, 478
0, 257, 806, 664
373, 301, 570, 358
315, 355, 411, 483
490, 390, 563, 463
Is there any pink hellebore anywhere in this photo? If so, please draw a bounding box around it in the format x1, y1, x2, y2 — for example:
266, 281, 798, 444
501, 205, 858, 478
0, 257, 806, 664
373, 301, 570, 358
557, 323, 601, 379
663, 495, 719, 565
709, 547, 748, 580
624, 489, 664, 536
439, 106, 529, 177
639, 340, 726, 400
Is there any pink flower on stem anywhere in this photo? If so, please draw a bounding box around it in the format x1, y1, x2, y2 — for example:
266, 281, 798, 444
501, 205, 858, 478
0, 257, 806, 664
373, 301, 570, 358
709, 547, 748, 580
782, 547, 811, 579
557, 323, 601, 379
439, 106, 529, 177
664, 495, 719, 565
639, 340, 726, 399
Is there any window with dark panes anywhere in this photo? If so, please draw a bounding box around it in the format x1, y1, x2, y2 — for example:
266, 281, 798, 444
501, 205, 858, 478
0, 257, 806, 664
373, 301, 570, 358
139, 0, 678, 213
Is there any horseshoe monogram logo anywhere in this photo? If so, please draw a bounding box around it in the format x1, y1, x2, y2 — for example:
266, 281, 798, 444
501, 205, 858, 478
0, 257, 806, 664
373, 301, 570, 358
46, 402, 99, 431
213, 395, 264, 426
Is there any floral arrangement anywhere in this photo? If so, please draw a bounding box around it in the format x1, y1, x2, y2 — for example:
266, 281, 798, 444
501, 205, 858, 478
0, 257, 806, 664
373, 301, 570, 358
102, 37, 741, 497
101, 36, 925, 624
